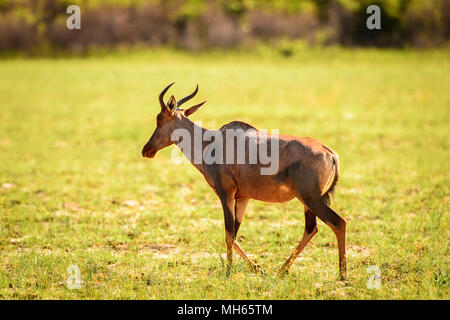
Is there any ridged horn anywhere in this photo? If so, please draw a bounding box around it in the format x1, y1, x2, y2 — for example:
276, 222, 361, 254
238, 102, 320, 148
177, 85, 198, 107
159, 82, 175, 109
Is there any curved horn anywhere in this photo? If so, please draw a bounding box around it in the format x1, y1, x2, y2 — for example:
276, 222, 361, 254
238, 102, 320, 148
159, 82, 175, 109
177, 85, 198, 107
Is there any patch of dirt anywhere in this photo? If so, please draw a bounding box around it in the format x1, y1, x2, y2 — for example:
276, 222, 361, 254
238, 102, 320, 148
347, 244, 373, 258
142, 244, 178, 252
188, 251, 214, 262
91, 243, 179, 256
1, 182, 15, 189
122, 200, 139, 207
196, 218, 221, 230
9, 235, 31, 243
54, 210, 70, 217
63, 202, 84, 211
266, 220, 299, 229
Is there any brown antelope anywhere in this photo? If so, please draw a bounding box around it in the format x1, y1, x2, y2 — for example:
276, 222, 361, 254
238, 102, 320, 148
142, 83, 347, 279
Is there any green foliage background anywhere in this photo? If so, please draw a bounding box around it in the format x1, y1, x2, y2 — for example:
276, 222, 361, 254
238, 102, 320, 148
0, 0, 449, 54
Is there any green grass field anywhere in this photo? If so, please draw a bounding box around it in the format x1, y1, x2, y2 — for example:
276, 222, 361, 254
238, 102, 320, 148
0, 48, 448, 299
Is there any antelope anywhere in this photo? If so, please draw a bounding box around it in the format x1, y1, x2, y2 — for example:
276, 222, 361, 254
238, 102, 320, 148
142, 83, 347, 279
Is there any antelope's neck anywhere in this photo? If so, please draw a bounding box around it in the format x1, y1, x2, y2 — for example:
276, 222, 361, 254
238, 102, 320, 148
173, 117, 212, 174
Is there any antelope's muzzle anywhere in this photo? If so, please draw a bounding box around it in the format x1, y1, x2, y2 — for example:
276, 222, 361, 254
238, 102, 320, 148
142, 145, 156, 158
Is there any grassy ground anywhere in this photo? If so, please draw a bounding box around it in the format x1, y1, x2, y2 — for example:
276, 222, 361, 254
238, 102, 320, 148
0, 48, 448, 299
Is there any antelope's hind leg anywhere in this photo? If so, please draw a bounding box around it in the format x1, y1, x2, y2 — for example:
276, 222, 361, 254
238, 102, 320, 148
283, 164, 347, 279
303, 198, 347, 280
279, 208, 318, 275
233, 198, 264, 274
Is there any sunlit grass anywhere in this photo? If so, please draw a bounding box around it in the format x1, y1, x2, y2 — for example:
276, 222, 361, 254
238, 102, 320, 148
0, 48, 449, 299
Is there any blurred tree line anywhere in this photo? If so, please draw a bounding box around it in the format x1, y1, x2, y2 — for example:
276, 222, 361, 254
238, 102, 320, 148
0, 0, 448, 53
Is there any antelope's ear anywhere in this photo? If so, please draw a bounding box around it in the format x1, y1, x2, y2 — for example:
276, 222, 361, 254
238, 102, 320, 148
184, 101, 206, 117
166, 95, 178, 114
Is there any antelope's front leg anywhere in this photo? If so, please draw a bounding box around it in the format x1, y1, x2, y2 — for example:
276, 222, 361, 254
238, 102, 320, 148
233, 198, 264, 274
218, 192, 235, 275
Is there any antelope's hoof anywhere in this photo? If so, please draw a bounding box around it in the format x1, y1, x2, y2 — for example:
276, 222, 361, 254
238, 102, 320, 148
251, 264, 265, 275
278, 267, 289, 277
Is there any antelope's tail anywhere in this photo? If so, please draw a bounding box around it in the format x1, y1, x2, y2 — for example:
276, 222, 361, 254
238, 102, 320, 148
321, 145, 339, 205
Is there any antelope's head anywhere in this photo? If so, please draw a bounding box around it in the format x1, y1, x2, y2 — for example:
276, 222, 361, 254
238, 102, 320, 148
141, 83, 206, 158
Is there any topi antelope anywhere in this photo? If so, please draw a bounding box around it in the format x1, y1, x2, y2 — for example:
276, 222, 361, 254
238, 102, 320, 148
142, 83, 347, 279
